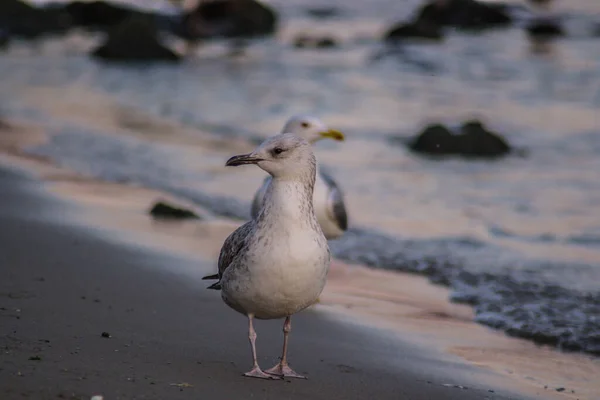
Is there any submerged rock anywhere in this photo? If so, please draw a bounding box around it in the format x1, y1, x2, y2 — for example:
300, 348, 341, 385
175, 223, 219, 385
458, 120, 511, 157
384, 0, 512, 42
184, 0, 278, 40
149, 201, 200, 220
62, 1, 150, 31
384, 21, 444, 41
305, 7, 341, 19
91, 16, 181, 63
406, 124, 457, 155
526, 18, 564, 37
0, 0, 72, 39
293, 34, 339, 49
0, 29, 9, 49
405, 120, 511, 158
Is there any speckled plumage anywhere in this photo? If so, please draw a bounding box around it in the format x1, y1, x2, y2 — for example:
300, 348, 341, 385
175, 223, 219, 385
205, 133, 330, 319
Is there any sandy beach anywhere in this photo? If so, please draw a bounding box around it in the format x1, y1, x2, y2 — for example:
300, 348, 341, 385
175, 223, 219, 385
0, 119, 599, 400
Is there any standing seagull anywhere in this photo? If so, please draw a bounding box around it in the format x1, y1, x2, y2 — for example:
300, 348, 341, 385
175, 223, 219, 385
203, 133, 330, 379
251, 115, 349, 240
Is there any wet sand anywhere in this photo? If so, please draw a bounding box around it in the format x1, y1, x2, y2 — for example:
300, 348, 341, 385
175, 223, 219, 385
1, 121, 599, 399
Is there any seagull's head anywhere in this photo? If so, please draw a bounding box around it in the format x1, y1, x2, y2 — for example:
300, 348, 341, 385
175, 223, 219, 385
226, 133, 316, 179
281, 115, 345, 144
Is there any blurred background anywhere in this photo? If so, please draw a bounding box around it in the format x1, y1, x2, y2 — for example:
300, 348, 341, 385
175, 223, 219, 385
1, 0, 599, 356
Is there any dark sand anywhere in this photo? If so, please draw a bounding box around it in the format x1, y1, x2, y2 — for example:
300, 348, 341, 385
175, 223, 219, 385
0, 164, 531, 400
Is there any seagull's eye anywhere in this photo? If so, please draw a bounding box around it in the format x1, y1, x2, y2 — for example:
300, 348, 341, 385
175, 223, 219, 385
301, 122, 310, 128
272, 147, 284, 155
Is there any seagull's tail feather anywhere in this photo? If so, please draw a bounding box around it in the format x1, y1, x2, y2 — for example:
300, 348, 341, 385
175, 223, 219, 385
202, 273, 220, 280
207, 281, 222, 290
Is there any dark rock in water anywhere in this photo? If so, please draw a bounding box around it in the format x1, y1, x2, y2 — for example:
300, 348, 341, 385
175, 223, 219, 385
149, 201, 200, 220
293, 35, 311, 48
384, 21, 444, 41
184, 0, 278, 40
305, 7, 341, 19
91, 16, 181, 63
0, 0, 72, 39
406, 120, 511, 158
384, 0, 512, 41
526, 19, 564, 37
408, 124, 457, 155
432, 0, 512, 30
0, 29, 9, 49
293, 35, 339, 49
458, 120, 511, 157
62, 1, 149, 31
316, 37, 338, 48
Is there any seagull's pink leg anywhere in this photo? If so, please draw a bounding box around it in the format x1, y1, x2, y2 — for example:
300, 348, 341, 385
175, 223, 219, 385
243, 314, 281, 379
265, 316, 306, 379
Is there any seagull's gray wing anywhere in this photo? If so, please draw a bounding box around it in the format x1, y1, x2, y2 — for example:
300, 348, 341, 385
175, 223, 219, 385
319, 169, 348, 232
203, 220, 254, 289
250, 176, 272, 219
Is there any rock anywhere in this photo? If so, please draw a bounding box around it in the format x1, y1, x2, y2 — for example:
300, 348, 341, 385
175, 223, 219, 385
384, 0, 512, 41
526, 19, 564, 37
293, 35, 312, 48
527, 0, 553, 5
0, 0, 72, 39
457, 120, 511, 157
0, 29, 9, 49
316, 37, 338, 48
408, 124, 458, 155
184, 0, 278, 40
62, 1, 149, 31
91, 16, 181, 63
293, 34, 339, 49
406, 120, 511, 158
305, 7, 340, 19
384, 21, 444, 41
149, 201, 200, 220
428, 0, 512, 30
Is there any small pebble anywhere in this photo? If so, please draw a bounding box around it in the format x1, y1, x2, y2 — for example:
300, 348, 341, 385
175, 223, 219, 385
101, 332, 111, 338
555, 387, 565, 392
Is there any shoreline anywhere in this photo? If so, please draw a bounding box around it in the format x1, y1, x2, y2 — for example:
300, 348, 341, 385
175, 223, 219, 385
1, 120, 599, 399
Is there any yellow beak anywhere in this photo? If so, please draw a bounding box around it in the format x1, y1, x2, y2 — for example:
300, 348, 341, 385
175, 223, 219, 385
318, 129, 345, 142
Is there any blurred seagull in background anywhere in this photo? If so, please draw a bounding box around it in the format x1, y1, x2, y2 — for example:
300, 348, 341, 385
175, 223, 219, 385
251, 115, 349, 240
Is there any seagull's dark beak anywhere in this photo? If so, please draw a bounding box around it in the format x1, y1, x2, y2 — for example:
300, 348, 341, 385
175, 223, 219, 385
225, 153, 264, 167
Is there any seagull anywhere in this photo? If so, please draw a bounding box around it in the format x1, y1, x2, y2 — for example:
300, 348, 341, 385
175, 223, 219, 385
203, 133, 330, 380
251, 115, 349, 240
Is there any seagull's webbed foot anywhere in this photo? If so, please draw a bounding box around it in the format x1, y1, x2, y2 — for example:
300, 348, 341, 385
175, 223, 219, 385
265, 363, 306, 379
244, 365, 282, 380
